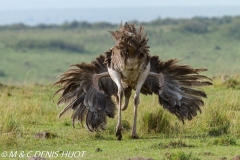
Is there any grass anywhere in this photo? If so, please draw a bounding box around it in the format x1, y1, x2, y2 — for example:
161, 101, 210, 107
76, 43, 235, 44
0, 77, 240, 160
1, 17, 240, 84
0, 17, 240, 159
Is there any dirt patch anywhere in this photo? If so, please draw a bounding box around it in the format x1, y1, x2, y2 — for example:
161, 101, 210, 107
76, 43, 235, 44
232, 155, 240, 160
35, 132, 57, 139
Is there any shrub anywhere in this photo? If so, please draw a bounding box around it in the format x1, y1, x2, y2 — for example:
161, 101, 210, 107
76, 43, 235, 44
165, 151, 200, 160
228, 21, 240, 40
179, 20, 208, 34
207, 110, 230, 136
0, 70, 6, 77
150, 18, 179, 26
122, 120, 131, 131
223, 78, 240, 89
92, 22, 115, 28
14, 39, 86, 53
2, 114, 20, 133
141, 109, 171, 134
212, 136, 237, 146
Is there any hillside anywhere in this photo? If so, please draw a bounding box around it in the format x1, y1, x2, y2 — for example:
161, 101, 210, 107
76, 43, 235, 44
0, 16, 240, 84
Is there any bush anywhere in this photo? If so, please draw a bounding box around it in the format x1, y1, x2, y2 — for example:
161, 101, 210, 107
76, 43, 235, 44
6, 23, 29, 30
0, 70, 6, 77
207, 110, 230, 136
165, 151, 200, 160
141, 109, 171, 134
150, 18, 179, 26
2, 114, 20, 133
35, 24, 57, 29
92, 22, 115, 28
61, 21, 92, 29
223, 78, 240, 89
179, 20, 208, 34
208, 125, 230, 136
212, 136, 237, 146
14, 39, 86, 53
228, 21, 240, 40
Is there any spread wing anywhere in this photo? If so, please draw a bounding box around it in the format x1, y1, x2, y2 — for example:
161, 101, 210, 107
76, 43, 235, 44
53, 53, 212, 131
141, 56, 212, 123
53, 52, 118, 131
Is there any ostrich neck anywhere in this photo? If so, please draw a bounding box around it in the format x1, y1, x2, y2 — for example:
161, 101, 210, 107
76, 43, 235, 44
120, 57, 147, 88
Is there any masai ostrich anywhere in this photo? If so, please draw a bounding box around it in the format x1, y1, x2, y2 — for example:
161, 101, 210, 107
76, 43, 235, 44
53, 23, 212, 140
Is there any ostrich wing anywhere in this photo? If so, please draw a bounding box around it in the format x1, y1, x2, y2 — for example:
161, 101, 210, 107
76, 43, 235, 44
53, 53, 118, 131
141, 56, 212, 122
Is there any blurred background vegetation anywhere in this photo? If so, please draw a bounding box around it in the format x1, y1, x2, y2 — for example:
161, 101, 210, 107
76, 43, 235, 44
0, 16, 240, 84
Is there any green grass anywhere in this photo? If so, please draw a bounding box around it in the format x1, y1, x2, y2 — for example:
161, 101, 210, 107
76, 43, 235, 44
1, 17, 240, 84
0, 77, 240, 160
0, 17, 240, 159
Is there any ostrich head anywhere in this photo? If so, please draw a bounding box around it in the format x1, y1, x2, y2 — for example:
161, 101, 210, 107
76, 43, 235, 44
109, 23, 150, 67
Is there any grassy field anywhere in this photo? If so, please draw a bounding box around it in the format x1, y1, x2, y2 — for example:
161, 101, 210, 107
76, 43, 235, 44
1, 17, 240, 84
0, 77, 240, 160
0, 17, 240, 159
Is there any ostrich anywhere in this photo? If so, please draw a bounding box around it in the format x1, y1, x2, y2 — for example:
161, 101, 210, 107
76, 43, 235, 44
53, 23, 212, 140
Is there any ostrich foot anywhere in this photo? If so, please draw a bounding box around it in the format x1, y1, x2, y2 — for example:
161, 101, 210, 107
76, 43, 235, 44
115, 125, 122, 140
131, 133, 139, 139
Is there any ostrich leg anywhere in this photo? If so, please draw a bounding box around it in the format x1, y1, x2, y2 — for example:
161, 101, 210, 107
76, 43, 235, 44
132, 63, 150, 139
108, 67, 124, 140
121, 87, 132, 111
114, 87, 132, 111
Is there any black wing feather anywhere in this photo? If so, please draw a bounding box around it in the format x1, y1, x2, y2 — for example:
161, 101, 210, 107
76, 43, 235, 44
142, 56, 212, 123
53, 52, 117, 131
